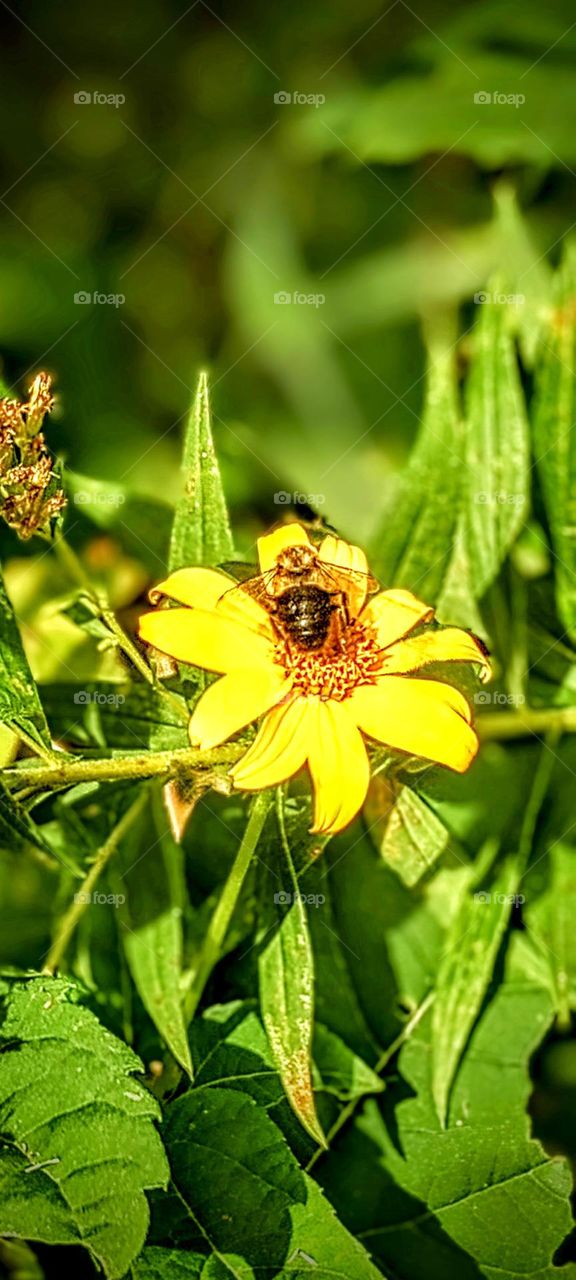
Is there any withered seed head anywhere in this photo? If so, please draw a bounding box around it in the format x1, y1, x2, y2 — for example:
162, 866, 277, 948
0, 371, 66, 539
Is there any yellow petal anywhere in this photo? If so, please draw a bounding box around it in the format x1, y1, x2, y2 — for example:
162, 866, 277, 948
382, 627, 491, 682
149, 567, 232, 611
362, 588, 434, 648
257, 523, 311, 573
318, 533, 370, 616
351, 676, 477, 772
189, 667, 292, 750
307, 700, 370, 835
231, 697, 310, 789
149, 566, 272, 638
138, 607, 273, 673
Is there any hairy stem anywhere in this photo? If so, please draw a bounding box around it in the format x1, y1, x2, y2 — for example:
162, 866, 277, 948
6, 743, 245, 798
43, 789, 148, 975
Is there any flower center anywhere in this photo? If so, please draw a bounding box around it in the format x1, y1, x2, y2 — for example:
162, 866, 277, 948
275, 619, 384, 701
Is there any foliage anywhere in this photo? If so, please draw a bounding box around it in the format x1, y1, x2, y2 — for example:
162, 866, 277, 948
2, 3, 576, 1275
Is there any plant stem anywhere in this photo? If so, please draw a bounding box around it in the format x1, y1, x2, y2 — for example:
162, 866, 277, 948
43, 789, 148, 975
5, 743, 245, 797
477, 705, 576, 741
184, 790, 273, 1023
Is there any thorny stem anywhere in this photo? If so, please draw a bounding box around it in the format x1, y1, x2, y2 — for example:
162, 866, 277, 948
184, 790, 273, 1024
306, 991, 435, 1173
43, 789, 148, 975
53, 531, 189, 724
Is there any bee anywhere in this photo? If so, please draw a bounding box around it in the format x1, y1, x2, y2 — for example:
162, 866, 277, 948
221, 543, 379, 654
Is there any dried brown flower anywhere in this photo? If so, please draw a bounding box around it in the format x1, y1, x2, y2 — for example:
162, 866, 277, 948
0, 372, 66, 539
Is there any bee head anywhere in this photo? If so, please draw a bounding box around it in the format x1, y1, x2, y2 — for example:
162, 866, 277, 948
276, 544, 317, 574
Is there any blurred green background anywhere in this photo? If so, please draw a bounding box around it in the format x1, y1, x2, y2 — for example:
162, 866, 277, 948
2, 0, 576, 548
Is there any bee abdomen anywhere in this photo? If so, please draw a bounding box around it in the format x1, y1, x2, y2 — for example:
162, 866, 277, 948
276, 586, 333, 650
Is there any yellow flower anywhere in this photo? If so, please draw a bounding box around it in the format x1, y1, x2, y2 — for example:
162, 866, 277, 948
138, 523, 490, 836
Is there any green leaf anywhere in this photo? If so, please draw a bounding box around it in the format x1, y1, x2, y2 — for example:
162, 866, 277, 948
189, 999, 382, 1107
533, 245, 576, 638
431, 851, 522, 1125
524, 840, 576, 1027
0, 976, 169, 1279
169, 372, 234, 573
162, 1085, 382, 1279
365, 775, 453, 887
39, 680, 188, 752
258, 802, 325, 1147
317, 935, 576, 1280
371, 316, 462, 602
463, 284, 530, 596
0, 564, 51, 747
133, 1249, 208, 1279
115, 790, 192, 1076
0, 780, 55, 856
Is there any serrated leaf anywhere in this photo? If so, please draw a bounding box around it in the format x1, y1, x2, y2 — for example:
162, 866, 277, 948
0, 976, 169, 1279
431, 851, 522, 1125
533, 245, 576, 638
365, 774, 453, 886
0, 564, 51, 747
371, 317, 462, 602
162, 1085, 382, 1279
115, 790, 192, 1076
464, 284, 530, 596
169, 372, 234, 573
317, 934, 576, 1280
258, 808, 325, 1147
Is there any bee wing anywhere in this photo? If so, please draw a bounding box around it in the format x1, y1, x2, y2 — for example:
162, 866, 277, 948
219, 566, 278, 610
317, 561, 380, 596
